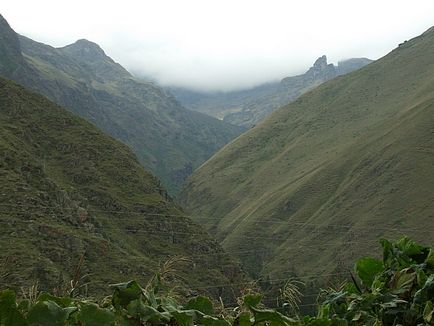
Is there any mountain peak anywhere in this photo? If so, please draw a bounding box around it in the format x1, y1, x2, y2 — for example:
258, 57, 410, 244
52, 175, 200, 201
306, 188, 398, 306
59, 37, 132, 79
73, 38, 103, 50
303, 54, 336, 81
61, 38, 107, 61
313, 55, 328, 68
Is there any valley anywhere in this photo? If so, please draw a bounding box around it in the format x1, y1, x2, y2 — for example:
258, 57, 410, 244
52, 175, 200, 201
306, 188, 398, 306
0, 7, 433, 323
181, 27, 434, 282
0, 14, 244, 195
0, 76, 245, 299
169, 56, 372, 127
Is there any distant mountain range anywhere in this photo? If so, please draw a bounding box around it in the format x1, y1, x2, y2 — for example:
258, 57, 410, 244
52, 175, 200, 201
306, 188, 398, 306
169, 56, 372, 127
0, 14, 245, 195
181, 27, 434, 281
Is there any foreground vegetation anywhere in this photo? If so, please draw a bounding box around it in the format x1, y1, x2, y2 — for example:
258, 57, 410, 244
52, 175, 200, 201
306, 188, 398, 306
1, 237, 433, 325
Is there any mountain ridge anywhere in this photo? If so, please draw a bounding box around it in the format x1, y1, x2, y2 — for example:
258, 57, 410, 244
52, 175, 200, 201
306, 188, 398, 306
181, 26, 434, 280
0, 14, 245, 194
0, 75, 245, 298
169, 56, 372, 127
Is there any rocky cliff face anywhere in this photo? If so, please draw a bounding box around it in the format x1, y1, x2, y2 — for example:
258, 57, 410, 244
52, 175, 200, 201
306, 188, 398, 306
281, 55, 371, 89
298, 55, 337, 83
223, 55, 373, 127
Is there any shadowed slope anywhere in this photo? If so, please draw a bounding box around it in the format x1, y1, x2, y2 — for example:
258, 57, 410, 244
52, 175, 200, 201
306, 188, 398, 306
0, 77, 244, 298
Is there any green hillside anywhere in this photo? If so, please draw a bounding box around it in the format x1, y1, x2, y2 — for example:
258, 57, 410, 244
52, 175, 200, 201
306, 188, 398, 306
0, 77, 245, 298
0, 14, 244, 195
181, 27, 434, 281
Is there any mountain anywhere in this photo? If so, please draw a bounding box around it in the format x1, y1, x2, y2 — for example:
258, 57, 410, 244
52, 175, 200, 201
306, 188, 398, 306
0, 14, 245, 195
169, 56, 372, 127
0, 76, 245, 298
180, 27, 434, 281
169, 82, 281, 121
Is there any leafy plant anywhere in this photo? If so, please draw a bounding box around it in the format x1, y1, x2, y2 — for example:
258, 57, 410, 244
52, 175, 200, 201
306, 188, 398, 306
0, 237, 432, 325
318, 237, 434, 325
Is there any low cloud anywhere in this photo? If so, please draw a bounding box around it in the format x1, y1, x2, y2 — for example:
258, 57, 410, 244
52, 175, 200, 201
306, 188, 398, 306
3, 0, 434, 92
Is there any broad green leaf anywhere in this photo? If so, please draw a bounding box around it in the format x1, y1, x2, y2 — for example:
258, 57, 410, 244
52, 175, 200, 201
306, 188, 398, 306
201, 317, 232, 326
171, 310, 197, 326
234, 312, 252, 326
425, 249, 434, 268
0, 290, 27, 326
145, 287, 158, 307
395, 237, 427, 258
160, 296, 179, 312
423, 301, 433, 323
127, 299, 171, 324
250, 306, 296, 325
414, 274, 434, 303
391, 237, 430, 266
27, 301, 68, 326
37, 293, 73, 308
110, 281, 143, 308
343, 282, 359, 294
416, 269, 427, 287
390, 269, 416, 294
185, 296, 214, 315
243, 294, 262, 308
76, 302, 115, 326
380, 238, 393, 267
355, 257, 383, 288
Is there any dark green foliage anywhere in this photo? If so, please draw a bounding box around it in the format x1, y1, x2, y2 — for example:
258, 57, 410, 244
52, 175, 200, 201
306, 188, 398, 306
355, 258, 383, 288
318, 237, 434, 325
1, 237, 432, 325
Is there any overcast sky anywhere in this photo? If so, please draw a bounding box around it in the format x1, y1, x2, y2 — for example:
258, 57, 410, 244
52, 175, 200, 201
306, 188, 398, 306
3, 0, 434, 92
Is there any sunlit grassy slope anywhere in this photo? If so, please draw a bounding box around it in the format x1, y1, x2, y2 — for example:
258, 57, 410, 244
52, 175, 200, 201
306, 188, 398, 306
181, 27, 434, 279
0, 77, 245, 298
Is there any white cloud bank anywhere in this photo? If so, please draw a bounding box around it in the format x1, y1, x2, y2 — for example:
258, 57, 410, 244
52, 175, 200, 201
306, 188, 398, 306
2, 0, 434, 91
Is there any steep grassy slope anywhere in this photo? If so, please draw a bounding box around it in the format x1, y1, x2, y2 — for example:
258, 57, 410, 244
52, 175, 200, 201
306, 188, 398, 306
170, 57, 372, 127
0, 14, 244, 195
0, 77, 245, 298
181, 28, 434, 280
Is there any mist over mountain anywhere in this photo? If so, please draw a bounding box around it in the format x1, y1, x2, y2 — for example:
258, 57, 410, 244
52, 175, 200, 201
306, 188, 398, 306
169, 56, 372, 127
0, 14, 244, 195
1, 6, 434, 319
181, 27, 434, 280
